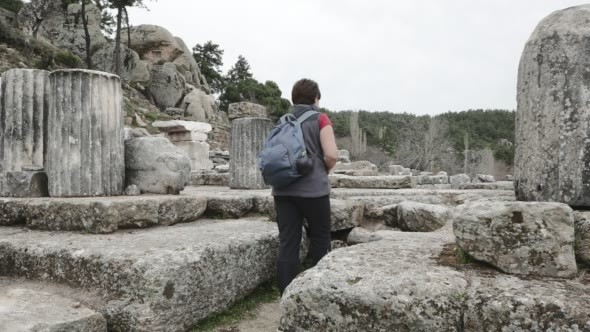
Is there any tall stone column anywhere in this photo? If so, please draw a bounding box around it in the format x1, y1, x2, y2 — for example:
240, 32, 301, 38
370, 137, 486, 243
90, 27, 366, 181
0, 69, 50, 173
47, 69, 124, 197
229, 117, 273, 189
515, 5, 590, 207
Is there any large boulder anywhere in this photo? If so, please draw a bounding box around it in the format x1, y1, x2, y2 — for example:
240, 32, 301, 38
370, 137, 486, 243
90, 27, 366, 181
454, 201, 577, 278
450, 173, 470, 188
515, 5, 590, 207
333, 160, 378, 172
91, 43, 150, 82
181, 88, 217, 121
125, 137, 191, 194
17, 1, 107, 59
574, 211, 590, 265
280, 231, 467, 331
127, 24, 183, 63
149, 63, 186, 109
397, 201, 451, 232
473, 174, 495, 183
173, 37, 204, 88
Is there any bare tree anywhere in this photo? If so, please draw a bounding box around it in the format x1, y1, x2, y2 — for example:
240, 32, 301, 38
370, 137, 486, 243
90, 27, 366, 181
396, 116, 454, 171
81, 0, 93, 68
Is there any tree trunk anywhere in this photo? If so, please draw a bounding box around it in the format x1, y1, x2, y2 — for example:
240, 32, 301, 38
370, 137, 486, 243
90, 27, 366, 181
463, 132, 469, 174
81, 0, 93, 69
114, 6, 123, 76
124, 7, 131, 48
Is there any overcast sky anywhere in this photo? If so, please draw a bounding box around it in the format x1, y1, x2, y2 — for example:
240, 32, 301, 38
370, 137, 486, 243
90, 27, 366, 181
129, 1, 587, 115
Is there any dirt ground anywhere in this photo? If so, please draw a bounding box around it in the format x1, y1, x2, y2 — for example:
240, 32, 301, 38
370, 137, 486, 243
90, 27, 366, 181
215, 299, 281, 332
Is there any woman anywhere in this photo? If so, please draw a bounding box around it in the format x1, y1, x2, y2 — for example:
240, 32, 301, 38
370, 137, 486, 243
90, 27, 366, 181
272, 78, 339, 295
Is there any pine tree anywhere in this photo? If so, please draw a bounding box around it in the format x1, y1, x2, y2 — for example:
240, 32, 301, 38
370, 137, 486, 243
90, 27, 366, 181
192, 41, 225, 94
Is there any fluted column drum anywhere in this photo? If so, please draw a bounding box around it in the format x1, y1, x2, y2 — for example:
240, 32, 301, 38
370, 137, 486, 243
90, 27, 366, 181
47, 69, 124, 197
229, 117, 273, 189
0, 69, 50, 172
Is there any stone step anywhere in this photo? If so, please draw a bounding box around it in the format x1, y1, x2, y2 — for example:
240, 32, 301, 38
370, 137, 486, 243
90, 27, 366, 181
0, 194, 207, 234
0, 219, 279, 331
279, 229, 590, 331
0, 277, 107, 331
330, 175, 417, 189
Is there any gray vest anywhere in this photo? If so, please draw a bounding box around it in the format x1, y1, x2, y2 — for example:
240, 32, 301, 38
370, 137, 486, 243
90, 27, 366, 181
271, 105, 331, 198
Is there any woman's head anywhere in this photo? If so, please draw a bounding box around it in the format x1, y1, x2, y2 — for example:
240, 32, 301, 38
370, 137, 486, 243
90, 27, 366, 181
292, 79, 321, 106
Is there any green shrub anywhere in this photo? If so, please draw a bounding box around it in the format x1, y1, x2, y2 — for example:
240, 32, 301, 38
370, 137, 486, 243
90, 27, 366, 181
55, 51, 82, 68
0, 0, 24, 13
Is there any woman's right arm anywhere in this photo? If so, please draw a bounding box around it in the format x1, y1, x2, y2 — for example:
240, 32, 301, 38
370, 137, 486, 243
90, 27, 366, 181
320, 125, 338, 172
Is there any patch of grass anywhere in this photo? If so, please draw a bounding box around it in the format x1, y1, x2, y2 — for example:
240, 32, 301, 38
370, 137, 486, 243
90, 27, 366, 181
192, 280, 280, 331
456, 246, 475, 264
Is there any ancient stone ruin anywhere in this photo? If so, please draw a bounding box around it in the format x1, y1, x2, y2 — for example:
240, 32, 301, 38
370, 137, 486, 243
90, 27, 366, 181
0, 3, 589, 332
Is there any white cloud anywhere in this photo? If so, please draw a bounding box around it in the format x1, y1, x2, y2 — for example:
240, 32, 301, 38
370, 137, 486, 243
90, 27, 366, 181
128, 0, 588, 115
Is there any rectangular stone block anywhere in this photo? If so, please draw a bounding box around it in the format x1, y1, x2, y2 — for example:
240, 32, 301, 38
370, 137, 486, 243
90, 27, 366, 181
330, 175, 417, 189
174, 141, 212, 170
166, 131, 208, 142
153, 120, 212, 133
0, 171, 48, 198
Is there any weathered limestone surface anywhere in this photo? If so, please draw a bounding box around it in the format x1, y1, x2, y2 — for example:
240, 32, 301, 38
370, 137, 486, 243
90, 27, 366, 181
473, 174, 495, 183
148, 63, 186, 110
574, 211, 590, 265
346, 227, 383, 245
0, 171, 48, 198
125, 137, 191, 195
454, 201, 577, 278
206, 195, 255, 219
330, 175, 416, 189
228, 102, 267, 120
191, 171, 230, 187
0, 69, 50, 174
91, 43, 150, 83
280, 231, 467, 331
330, 200, 364, 231
464, 274, 590, 331
280, 229, 590, 331
153, 120, 212, 133
175, 140, 212, 171
333, 160, 377, 172
0, 219, 280, 331
515, 5, 590, 207
230, 118, 273, 189
450, 173, 470, 187
397, 201, 451, 232
0, 195, 207, 233
47, 69, 124, 197
0, 278, 107, 332
459, 181, 514, 191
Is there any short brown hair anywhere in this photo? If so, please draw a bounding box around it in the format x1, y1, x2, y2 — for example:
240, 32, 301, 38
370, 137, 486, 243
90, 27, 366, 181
291, 79, 321, 105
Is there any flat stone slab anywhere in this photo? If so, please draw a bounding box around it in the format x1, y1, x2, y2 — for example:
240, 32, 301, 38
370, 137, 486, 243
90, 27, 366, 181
0, 278, 107, 332
0, 195, 207, 233
458, 181, 514, 190
0, 219, 279, 331
279, 229, 590, 331
152, 120, 212, 133
330, 175, 417, 189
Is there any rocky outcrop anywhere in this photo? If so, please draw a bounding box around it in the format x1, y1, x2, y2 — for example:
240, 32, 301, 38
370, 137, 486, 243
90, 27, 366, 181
454, 201, 577, 278
17, 1, 106, 59
181, 88, 217, 121
515, 5, 590, 207
91, 43, 150, 83
149, 62, 186, 110
125, 137, 191, 195
397, 201, 451, 232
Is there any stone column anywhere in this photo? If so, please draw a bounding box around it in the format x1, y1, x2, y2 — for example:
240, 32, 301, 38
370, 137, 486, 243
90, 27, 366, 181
515, 5, 590, 207
0, 69, 50, 173
47, 69, 124, 197
229, 117, 273, 189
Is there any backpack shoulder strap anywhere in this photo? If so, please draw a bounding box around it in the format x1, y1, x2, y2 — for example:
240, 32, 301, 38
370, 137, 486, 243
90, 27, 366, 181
279, 113, 297, 124
296, 110, 319, 125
